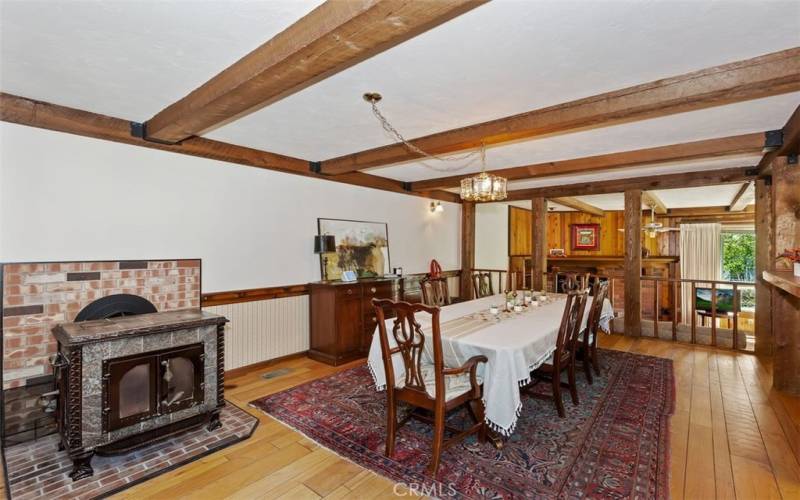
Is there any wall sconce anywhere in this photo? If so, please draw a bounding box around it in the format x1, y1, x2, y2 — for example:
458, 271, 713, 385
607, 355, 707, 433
429, 201, 444, 213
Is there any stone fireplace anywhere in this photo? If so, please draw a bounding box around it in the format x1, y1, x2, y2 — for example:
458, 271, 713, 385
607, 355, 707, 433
52, 304, 226, 480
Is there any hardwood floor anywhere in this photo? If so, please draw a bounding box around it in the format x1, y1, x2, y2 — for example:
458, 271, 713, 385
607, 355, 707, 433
5, 335, 796, 499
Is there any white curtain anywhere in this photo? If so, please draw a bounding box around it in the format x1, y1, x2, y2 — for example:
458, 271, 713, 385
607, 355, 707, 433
680, 223, 722, 324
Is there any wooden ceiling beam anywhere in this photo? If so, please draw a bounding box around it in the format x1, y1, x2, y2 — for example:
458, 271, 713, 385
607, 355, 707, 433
0, 93, 460, 203
411, 133, 764, 191
143, 0, 487, 143
758, 104, 800, 175
728, 181, 755, 212
498, 166, 757, 201
321, 47, 800, 175
642, 191, 668, 214
549, 197, 604, 216
670, 205, 754, 217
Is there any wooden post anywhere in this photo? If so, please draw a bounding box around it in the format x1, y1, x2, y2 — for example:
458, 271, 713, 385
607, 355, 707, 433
755, 176, 773, 355
770, 157, 800, 394
624, 189, 643, 336
460, 201, 476, 300
531, 197, 548, 291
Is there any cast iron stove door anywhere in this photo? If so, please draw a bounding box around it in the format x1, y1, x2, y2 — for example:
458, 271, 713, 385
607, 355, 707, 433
103, 354, 159, 431
158, 344, 204, 415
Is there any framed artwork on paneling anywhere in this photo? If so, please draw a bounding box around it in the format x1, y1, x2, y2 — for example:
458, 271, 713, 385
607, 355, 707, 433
570, 224, 600, 251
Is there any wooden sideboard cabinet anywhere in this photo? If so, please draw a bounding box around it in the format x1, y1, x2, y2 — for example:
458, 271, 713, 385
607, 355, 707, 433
308, 278, 400, 366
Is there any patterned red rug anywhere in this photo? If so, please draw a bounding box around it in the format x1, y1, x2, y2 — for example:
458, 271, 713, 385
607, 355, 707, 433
251, 349, 674, 499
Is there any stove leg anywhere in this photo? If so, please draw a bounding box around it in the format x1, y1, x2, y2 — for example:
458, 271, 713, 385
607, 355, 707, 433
206, 410, 222, 432
69, 451, 94, 481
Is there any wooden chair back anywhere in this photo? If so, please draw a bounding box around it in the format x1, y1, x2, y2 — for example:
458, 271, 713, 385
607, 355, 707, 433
561, 272, 590, 293
587, 281, 609, 339
552, 290, 588, 368
472, 272, 494, 299
372, 299, 443, 400
505, 271, 521, 293
421, 277, 451, 307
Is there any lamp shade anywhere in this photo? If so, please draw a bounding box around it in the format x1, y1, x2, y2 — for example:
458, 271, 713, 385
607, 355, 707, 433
314, 234, 336, 254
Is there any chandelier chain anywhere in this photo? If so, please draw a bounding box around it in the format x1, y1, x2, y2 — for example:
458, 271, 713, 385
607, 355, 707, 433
368, 101, 484, 172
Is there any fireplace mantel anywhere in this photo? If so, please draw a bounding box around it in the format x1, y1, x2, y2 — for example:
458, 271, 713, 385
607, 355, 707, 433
53, 310, 226, 346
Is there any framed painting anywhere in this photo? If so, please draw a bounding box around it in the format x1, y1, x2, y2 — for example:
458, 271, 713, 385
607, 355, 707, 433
317, 218, 390, 280
570, 223, 600, 251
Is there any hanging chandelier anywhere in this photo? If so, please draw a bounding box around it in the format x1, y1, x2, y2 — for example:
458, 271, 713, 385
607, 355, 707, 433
363, 92, 507, 202
459, 147, 507, 202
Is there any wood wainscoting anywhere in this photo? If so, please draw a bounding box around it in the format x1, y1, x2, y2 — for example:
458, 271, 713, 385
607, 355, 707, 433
202, 270, 461, 373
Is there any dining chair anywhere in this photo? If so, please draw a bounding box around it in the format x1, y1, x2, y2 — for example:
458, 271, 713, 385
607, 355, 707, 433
522, 290, 588, 417
561, 272, 590, 293
420, 276, 451, 307
372, 298, 488, 475
472, 272, 494, 299
578, 281, 609, 384
505, 271, 521, 293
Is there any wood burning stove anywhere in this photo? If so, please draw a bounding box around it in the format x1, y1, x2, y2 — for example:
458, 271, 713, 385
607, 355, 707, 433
52, 296, 227, 481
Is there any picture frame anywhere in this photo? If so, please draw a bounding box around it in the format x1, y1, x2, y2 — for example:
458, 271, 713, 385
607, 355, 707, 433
317, 218, 390, 280
570, 223, 600, 251
340, 270, 358, 282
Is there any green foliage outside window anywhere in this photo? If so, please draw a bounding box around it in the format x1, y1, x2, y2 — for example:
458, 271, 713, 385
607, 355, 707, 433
721, 232, 756, 308
721, 232, 756, 281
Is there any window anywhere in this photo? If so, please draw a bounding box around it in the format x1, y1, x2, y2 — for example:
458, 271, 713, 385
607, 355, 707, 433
721, 230, 755, 309
721, 231, 755, 282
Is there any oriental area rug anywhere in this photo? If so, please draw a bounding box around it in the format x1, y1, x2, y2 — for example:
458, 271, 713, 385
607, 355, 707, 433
252, 350, 674, 499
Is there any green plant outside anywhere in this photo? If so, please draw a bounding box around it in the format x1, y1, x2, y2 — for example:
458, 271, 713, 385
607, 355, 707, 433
721, 232, 756, 308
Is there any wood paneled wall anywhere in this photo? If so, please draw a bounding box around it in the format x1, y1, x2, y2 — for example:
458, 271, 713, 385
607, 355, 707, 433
508, 206, 677, 257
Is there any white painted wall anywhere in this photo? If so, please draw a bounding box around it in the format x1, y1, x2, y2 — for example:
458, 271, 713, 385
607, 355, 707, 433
0, 123, 461, 292
475, 203, 508, 271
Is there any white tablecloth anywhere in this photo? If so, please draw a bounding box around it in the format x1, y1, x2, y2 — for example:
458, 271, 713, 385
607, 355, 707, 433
367, 294, 614, 436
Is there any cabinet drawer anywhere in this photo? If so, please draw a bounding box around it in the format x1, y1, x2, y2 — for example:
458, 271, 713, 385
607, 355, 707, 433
335, 286, 361, 298
363, 282, 395, 300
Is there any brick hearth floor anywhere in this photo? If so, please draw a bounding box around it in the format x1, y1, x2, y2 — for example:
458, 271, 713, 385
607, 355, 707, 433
4, 402, 258, 499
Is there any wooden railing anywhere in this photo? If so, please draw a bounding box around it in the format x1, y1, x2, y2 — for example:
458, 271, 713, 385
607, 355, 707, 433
468, 268, 507, 296
641, 276, 755, 351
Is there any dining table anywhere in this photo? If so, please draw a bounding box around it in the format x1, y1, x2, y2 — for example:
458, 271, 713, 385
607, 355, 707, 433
367, 292, 615, 437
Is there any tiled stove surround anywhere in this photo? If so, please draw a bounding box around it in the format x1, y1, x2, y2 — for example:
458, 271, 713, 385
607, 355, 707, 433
2, 259, 201, 389
78, 322, 219, 448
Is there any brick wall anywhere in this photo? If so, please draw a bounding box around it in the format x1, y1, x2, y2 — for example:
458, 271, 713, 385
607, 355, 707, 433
2, 259, 201, 389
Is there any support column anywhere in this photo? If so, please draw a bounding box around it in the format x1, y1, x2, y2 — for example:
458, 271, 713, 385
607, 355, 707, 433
460, 201, 475, 300
771, 157, 800, 394
531, 197, 548, 291
624, 189, 642, 336
754, 177, 773, 355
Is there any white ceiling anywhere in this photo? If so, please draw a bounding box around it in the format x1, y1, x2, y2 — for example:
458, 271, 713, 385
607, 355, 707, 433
204, 0, 800, 163
0, 0, 321, 121
370, 94, 797, 182
1, 0, 798, 190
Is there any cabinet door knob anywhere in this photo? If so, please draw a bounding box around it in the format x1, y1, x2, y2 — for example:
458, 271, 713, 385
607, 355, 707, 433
370, 287, 377, 293
346, 289, 353, 295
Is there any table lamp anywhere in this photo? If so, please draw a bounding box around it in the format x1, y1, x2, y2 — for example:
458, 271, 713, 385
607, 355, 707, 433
314, 234, 336, 280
